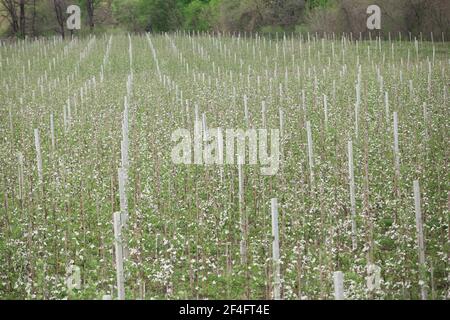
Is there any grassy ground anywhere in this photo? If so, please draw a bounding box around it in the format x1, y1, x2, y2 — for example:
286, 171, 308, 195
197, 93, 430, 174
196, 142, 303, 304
0, 33, 448, 299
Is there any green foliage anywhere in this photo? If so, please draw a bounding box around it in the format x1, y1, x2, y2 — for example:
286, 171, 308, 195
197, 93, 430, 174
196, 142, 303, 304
1, 0, 449, 37
183, 0, 211, 31
306, 0, 330, 10
138, 0, 182, 32
112, 0, 142, 31
259, 25, 285, 35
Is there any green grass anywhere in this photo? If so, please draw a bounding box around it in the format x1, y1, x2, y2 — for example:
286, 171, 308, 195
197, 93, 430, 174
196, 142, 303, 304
0, 33, 448, 300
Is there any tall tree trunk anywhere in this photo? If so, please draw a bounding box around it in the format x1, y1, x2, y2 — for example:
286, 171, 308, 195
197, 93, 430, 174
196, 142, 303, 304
53, 0, 65, 39
87, 0, 95, 31
1, 0, 19, 35
31, 0, 37, 36
19, 0, 25, 37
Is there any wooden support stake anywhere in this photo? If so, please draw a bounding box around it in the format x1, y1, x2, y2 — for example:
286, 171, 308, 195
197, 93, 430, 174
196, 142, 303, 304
34, 129, 43, 184
348, 140, 357, 250
271, 198, 281, 300
413, 180, 427, 300
113, 212, 125, 300
333, 271, 344, 300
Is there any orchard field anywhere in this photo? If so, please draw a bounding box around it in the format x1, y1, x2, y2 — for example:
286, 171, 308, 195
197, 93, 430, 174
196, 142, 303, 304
0, 32, 448, 299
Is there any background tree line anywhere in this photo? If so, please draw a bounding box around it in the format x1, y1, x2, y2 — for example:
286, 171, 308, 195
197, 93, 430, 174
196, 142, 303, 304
0, 0, 449, 38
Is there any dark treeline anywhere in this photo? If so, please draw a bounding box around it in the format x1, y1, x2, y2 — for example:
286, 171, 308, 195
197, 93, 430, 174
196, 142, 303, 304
0, 0, 449, 38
